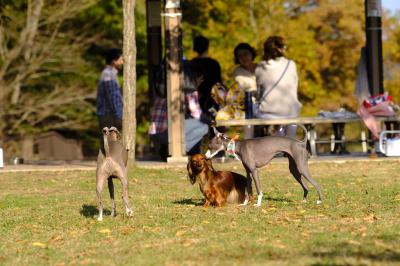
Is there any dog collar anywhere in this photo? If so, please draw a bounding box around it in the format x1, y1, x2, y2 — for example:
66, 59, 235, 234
227, 140, 240, 161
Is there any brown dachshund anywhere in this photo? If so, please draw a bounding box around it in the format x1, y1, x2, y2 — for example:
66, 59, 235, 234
187, 154, 251, 207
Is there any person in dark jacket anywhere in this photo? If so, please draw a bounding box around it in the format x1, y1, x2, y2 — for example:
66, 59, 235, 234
96, 48, 124, 131
191, 35, 222, 119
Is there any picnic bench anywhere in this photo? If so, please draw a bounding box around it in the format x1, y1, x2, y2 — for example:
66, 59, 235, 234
216, 116, 400, 156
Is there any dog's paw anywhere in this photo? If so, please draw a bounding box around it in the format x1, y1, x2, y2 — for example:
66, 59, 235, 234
239, 198, 249, 206
254, 194, 263, 207
97, 216, 103, 221
110, 211, 116, 217
302, 199, 307, 203
126, 209, 134, 217
316, 200, 323, 205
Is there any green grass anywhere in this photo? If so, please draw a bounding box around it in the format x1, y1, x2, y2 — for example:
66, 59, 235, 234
1, 160, 400, 265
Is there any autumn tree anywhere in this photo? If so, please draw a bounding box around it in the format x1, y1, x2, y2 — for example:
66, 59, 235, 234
0, 0, 100, 155
180, 1, 385, 114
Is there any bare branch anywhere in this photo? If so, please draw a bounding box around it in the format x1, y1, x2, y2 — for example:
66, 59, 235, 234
24, 0, 44, 60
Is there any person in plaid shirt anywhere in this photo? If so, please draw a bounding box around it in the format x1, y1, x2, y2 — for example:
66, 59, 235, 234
96, 48, 124, 131
149, 60, 209, 160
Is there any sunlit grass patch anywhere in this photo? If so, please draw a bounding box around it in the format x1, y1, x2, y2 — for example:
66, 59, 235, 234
0, 160, 399, 265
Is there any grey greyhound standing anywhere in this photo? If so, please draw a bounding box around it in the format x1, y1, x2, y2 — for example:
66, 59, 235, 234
96, 127, 133, 221
206, 125, 323, 207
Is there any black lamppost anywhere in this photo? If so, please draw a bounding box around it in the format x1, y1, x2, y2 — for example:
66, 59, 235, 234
146, 0, 162, 99
365, 0, 384, 96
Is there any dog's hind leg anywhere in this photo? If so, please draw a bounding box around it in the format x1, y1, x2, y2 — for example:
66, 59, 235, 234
295, 158, 323, 204
251, 168, 263, 207
118, 168, 134, 217
96, 170, 107, 221
108, 177, 116, 217
288, 156, 309, 201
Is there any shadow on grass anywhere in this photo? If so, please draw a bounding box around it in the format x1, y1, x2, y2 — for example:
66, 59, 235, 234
311, 242, 400, 264
265, 196, 293, 203
80, 204, 110, 218
173, 197, 291, 206
173, 198, 204, 206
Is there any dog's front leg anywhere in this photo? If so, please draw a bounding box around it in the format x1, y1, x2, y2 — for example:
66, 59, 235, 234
203, 191, 213, 207
240, 170, 253, 206
240, 173, 252, 206
252, 169, 263, 207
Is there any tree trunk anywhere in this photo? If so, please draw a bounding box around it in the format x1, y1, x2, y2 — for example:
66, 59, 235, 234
122, 0, 137, 166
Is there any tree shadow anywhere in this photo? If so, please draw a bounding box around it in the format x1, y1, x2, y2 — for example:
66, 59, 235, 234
173, 198, 204, 206
80, 204, 110, 218
311, 242, 400, 264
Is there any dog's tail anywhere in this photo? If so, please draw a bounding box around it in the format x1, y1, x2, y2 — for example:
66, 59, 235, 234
296, 124, 308, 144
102, 127, 110, 157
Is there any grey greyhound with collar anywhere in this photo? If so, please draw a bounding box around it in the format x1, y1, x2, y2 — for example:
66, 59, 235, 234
96, 127, 133, 221
205, 125, 323, 207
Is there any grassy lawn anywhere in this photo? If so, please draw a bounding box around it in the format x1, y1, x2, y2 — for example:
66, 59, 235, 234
1, 160, 400, 265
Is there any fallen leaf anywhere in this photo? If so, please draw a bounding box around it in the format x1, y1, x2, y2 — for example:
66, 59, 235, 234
32, 242, 46, 248
348, 240, 361, 246
183, 238, 199, 247
363, 214, 378, 222
98, 229, 111, 234
175, 230, 185, 237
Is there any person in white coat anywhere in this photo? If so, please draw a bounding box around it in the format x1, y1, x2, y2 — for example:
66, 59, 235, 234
233, 43, 257, 138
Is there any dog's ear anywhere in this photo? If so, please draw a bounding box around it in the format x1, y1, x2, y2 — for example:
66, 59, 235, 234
187, 159, 196, 185
211, 126, 227, 140
212, 126, 220, 136
220, 133, 229, 140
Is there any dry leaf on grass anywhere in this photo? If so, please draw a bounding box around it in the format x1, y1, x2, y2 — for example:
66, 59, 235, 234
175, 230, 185, 237
363, 214, 378, 222
32, 242, 46, 248
348, 240, 361, 246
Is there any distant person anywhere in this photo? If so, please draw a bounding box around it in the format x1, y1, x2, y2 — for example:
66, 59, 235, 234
255, 36, 301, 137
191, 35, 222, 119
233, 43, 257, 138
96, 48, 124, 131
233, 42, 257, 93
